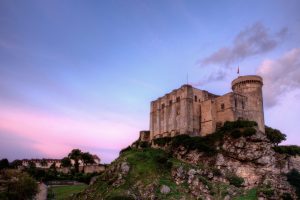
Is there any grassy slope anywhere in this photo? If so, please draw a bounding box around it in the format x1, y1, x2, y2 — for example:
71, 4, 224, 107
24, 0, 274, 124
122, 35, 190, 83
74, 148, 259, 200
51, 185, 87, 200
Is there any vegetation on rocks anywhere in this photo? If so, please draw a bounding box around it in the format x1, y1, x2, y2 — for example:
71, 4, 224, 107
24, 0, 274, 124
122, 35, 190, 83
73, 120, 300, 200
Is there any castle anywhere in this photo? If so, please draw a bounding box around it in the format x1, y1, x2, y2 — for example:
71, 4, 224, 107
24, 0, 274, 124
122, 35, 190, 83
140, 75, 265, 141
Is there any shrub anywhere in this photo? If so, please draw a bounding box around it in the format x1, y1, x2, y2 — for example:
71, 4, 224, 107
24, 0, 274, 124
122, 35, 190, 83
265, 126, 286, 145
153, 137, 172, 146
1, 170, 38, 200
226, 174, 244, 187
139, 141, 150, 148
243, 127, 256, 137
281, 193, 293, 200
120, 146, 132, 155
273, 145, 300, 156
231, 130, 243, 139
212, 168, 222, 177
222, 120, 257, 131
286, 169, 300, 198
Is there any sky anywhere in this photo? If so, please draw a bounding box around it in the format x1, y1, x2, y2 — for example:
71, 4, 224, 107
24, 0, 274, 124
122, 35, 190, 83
0, 0, 299, 163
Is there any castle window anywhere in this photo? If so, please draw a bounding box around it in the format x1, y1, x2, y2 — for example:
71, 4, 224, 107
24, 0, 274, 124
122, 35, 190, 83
234, 99, 237, 108
194, 96, 197, 102
162, 104, 165, 109
221, 103, 225, 110
169, 100, 172, 105
242, 101, 245, 109
176, 97, 180, 103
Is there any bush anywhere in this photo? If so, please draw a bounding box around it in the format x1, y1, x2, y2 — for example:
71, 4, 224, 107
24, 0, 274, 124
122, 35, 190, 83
231, 130, 243, 139
222, 120, 257, 131
153, 137, 172, 146
120, 146, 132, 155
0, 170, 38, 200
243, 127, 256, 137
226, 174, 244, 187
139, 141, 150, 148
273, 145, 300, 156
265, 126, 286, 145
281, 193, 293, 200
286, 169, 300, 198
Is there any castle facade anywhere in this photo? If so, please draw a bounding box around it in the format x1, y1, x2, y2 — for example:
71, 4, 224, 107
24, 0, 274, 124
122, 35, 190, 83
143, 75, 264, 141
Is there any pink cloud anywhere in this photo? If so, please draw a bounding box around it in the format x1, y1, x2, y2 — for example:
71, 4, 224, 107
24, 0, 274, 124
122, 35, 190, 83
0, 105, 143, 162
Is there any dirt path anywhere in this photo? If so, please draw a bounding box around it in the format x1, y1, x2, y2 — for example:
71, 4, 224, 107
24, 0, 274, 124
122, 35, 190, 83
35, 183, 47, 200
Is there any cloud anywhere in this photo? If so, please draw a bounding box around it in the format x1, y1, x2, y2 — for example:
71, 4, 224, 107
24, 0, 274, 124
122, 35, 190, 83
0, 105, 141, 163
201, 22, 288, 66
192, 69, 227, 86
257, 48, 300, 107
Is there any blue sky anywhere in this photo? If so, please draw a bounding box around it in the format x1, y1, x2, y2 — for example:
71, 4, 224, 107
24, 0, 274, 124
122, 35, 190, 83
0, 0, 299, 163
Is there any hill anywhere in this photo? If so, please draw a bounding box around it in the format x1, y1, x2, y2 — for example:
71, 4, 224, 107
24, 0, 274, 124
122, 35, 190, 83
73, 121, 300, 200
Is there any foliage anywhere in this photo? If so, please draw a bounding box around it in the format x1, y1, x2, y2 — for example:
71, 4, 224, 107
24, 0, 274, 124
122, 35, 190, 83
243, 127, 256, 137
81, 152, 95, 166
153, 137, 172, 146
233, 188, 257, 200
273, 145, 300, 156
230, 130, 243, 139
171, 134, 217, 155
226, 173, 244, 187
0, 158, 9, 170
258, 183, 274, 198
265, 126, 286, 145
120, 146, 132, 155
286, 169, 300, 198
221, 120, 257, 131
139, 141, 150, 148
68, 149, 82, 173
40, 159, 48, 167
281, 192, 293, 200
61, 157, 72, 167
0, 169, 38, 200
10, 159, 22, 169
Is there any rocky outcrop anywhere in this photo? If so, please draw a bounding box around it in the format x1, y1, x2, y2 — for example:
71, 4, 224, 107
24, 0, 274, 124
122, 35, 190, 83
74, 128, 300, 200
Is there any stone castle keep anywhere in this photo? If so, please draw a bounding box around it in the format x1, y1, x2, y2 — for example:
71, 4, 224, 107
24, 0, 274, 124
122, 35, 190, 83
140, 75, 265, 141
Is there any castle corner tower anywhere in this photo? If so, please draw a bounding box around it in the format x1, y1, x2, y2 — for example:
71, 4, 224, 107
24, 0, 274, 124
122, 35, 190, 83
231, 75, 265, 132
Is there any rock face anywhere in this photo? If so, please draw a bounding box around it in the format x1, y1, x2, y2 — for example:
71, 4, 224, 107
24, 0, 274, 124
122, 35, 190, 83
171, 130, 299, 199
73, 129, 300, 200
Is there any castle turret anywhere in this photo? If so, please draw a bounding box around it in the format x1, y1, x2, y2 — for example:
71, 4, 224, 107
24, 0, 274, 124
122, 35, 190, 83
231, 75, 265, 132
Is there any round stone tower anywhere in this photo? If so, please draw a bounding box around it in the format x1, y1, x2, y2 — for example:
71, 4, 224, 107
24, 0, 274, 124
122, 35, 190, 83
231, 75, 265, 132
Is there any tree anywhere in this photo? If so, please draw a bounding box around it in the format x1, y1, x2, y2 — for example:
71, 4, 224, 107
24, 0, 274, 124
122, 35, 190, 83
1, 169, 38, 200
68, 149, 82, 173
266, 126, 286, 146
40, 159, 48, 167
61, 157, 72, 167
0, 158, 9, 170
10, 160, 22, 169
81, 152, 95, 166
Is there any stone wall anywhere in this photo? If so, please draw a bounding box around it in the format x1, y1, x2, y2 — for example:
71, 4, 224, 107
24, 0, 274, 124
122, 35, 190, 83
149, 75, 265, 140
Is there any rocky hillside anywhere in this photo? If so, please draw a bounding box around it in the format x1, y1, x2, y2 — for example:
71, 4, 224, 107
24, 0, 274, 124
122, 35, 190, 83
73, 121, 300, 200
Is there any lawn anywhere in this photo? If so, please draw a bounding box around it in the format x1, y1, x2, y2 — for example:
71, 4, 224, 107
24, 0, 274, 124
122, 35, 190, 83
50, 184, 87, 200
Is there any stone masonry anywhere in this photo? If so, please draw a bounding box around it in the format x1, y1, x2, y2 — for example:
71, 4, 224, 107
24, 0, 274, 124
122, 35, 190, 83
147, 75, 265, 140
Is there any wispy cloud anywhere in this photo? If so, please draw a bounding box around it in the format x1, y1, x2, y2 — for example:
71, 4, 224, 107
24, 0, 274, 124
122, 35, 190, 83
200, 22, 288, 66
257, 48, 300, 107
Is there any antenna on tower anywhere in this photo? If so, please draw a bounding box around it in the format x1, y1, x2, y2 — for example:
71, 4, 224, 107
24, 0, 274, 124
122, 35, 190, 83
237, 65, 240, 76
187, 73, 189, 85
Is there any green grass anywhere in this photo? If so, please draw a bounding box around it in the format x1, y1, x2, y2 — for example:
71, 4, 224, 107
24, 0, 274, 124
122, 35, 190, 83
51, 184, 87, 200
233, 188, 257, 200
